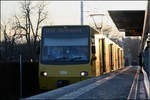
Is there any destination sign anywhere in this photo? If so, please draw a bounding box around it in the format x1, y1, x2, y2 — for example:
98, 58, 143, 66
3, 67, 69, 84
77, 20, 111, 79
42, 26, 90, 38
45, 28, 82, 33
43, 27, 84, 35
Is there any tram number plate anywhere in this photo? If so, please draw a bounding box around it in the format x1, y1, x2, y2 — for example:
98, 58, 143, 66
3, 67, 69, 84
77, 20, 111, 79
59, 71, 68, 75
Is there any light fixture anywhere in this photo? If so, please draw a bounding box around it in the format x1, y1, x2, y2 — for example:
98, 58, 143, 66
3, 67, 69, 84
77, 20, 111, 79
41, 72, 48, 76
80, 71, 88, 76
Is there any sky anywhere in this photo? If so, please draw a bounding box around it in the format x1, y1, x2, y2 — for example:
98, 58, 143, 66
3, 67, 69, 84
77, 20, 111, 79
1, 1, 148, 25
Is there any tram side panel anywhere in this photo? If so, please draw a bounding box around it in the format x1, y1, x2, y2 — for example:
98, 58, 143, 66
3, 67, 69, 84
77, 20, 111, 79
112, 44, 116, 71
99, 38, 105, 75
119, 49, 122, 69
95, 36, 107, 75
117, 48, 120, 69
120, 48, 122, 69
113, 44, 118, 70
102, 39, 106, 73
116, 46, 119, 70
118, 48, 120, 69
119, 48, 123, 69
114, 45, 118, 70
109, 43, 114, 71
113, 44, 116, 71
122, 51, 124, 67
105, 41, 111, 73
121, 49, 124, 68
102, 38, 106, 73
90, 43, 96, 77
117, 48, 119, 69
122, 50, 124, 68
94, 36, 124, 73
95, 38, 100, 76
112, 44, 115, 71
98, 38, 106, 74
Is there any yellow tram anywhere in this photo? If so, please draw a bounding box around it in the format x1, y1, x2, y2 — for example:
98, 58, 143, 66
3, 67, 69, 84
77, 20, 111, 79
39, 25, 124, 90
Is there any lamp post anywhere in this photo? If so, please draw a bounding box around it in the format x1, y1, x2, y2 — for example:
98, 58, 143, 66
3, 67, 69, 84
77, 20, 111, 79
20, 54, 22, 98
90, 14, 105, 33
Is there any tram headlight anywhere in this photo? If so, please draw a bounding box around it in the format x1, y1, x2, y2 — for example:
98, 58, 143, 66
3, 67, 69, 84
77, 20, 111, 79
41, 72, 48, 76
80, 71, 88, 76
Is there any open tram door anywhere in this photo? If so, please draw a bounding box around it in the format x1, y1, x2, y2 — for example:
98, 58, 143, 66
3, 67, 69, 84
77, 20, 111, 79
109, 44, 114, 71
99, 38, 106, 74
120, 50, 123, 68
117, 48, 120, 69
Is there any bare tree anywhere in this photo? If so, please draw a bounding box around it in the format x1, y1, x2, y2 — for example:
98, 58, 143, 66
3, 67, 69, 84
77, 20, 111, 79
15, 1, 47, 47
1, 21, 19, 61
32, 3, 48, 48
15, 1, 32, 46
1, 24, 11, 61
13, 1, 48, 61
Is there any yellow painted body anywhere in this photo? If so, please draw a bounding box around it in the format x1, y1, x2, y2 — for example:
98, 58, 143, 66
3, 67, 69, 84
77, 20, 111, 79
39, 63, 93, 89
39, 25, 124, 90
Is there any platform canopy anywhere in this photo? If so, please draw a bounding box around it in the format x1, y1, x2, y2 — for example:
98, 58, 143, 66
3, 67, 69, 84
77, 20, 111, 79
108, 10, 145, 36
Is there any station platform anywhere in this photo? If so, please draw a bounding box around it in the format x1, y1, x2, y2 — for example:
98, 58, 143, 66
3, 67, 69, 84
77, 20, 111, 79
24, 66, 149, 100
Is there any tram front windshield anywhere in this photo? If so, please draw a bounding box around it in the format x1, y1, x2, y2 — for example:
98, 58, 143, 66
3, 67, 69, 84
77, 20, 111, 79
41, 31, 90, 65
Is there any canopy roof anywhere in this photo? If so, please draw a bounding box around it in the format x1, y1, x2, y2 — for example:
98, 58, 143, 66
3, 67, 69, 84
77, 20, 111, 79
108, 10, 145, 36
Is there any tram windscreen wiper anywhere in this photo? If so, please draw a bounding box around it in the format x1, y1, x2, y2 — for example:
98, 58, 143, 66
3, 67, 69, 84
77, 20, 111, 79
71, 56, 84, 61
54, 57, 70, 61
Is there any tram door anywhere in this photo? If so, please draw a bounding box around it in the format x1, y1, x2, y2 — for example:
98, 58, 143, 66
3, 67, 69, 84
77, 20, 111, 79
120, 50, 123, 68
99, 39, 106, 74
109, 44, 113, 71
118, 48, 120, 68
